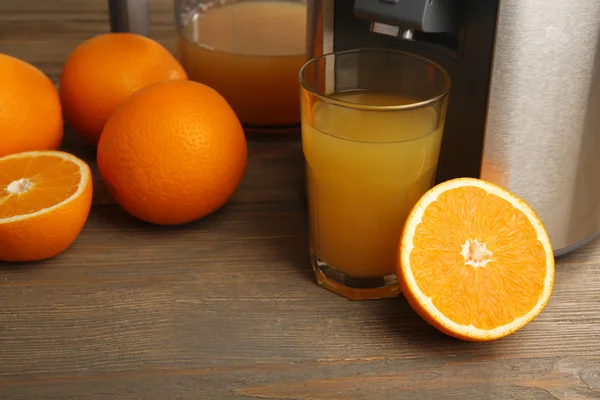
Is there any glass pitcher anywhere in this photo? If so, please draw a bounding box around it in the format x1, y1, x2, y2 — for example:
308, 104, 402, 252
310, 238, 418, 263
108, 0, 307, 132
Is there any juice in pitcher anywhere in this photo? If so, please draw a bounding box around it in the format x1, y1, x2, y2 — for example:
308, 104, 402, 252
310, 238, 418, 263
176, 0, 307, 128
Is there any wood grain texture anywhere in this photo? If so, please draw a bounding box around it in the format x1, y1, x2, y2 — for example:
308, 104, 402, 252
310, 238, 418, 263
1, 1, 600, 399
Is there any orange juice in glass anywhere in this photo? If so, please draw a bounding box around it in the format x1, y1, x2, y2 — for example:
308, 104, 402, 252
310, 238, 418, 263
175, 0, 306, 130
300, 49, 451, 300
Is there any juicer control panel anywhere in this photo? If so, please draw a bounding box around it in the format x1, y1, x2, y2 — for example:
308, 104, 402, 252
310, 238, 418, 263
354, 0, 458, 40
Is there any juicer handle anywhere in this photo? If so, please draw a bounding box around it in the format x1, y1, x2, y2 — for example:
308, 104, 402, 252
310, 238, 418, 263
108, 0, 150, 37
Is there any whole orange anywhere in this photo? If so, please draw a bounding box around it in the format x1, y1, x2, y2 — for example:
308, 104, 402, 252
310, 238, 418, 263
97, 80, 248, 225
0, 54, 63, 157
59, 33, 187, 146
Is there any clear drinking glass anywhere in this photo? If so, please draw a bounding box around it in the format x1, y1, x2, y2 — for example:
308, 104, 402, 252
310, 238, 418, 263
174, 0, 307, 131
300, 48, 451, 300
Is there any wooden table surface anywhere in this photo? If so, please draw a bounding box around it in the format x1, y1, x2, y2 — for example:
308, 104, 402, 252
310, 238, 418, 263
1, 1, 600, 399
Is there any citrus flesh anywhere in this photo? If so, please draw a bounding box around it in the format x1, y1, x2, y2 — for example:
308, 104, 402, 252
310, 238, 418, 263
398, 178, 555, 341
0, 150, 93, 261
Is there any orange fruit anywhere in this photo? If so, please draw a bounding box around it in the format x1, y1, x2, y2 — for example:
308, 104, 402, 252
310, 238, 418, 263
0, 53, 63, 157
59, 33, 187, 146
96, 80, 247, 225
0, 150, 93, 262
398, 178, 555, 342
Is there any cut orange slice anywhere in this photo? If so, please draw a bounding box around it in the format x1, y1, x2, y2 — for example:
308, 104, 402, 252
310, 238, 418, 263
0, 150, 93, 262
398, 177, 555, 341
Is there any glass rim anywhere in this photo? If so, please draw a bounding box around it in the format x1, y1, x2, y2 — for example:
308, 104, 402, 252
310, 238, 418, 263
299, 47, 452, 111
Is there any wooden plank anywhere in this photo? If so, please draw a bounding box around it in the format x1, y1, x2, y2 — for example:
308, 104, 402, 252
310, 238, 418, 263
1, 206, 600, 374
1, 0, 600, 399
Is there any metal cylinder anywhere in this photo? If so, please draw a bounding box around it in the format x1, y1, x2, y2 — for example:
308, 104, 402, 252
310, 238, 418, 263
108, 0, 151, 37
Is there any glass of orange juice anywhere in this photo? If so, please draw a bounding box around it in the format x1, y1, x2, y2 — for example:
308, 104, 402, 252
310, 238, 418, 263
300, 48, 451, 300
174, 0, 306, 132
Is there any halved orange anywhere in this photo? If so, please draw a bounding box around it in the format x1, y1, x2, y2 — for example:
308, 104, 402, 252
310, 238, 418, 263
398, 177, 555, 341
0, 150, 93, 262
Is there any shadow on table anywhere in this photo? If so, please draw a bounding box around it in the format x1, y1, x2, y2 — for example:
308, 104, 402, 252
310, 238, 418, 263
0, 260, 46, 272
367, 295, 510, 365
91, 200, 229, 231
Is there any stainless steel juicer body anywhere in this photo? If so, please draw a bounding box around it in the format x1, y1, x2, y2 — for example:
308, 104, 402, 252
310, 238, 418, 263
307, 0, 600, 256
